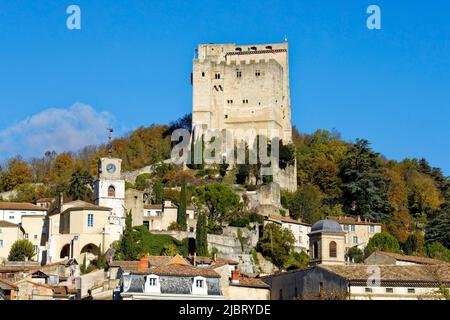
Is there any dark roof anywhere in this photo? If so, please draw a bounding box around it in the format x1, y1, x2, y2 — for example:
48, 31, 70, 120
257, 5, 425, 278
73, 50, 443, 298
0, 221, 19, 228
310, 219, 344, 234
0, 202, 46, 211
368, 251, 449, 266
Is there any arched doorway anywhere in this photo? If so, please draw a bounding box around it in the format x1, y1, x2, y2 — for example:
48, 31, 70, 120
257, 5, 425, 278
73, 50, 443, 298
80, 244, 100, 262
60, 244, 71, 259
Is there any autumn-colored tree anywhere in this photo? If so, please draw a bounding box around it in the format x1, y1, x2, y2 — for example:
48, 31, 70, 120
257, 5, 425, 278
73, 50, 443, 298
0, 157, 32, 191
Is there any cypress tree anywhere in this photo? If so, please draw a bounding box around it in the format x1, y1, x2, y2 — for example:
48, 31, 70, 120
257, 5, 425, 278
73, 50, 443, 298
196, 213, 208, 256
177, 178, 187, 230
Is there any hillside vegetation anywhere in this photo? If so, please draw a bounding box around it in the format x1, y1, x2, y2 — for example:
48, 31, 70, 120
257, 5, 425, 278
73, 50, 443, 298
0, 115, 448, 261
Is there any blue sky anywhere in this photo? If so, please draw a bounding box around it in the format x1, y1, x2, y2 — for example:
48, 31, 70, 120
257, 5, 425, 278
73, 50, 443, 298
0, 0, 449, 174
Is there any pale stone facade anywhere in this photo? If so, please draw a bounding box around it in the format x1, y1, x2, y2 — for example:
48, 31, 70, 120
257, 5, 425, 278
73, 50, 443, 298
0, 221, 24, 261
192, 42, 292, 143
192, 42, 297, 191
308, 220, 346, 266
326, 216, 382, 251
94, 157, 126, 226
264, 215, 311, 252
21, 215, 47, 262
142, 201, 196, 232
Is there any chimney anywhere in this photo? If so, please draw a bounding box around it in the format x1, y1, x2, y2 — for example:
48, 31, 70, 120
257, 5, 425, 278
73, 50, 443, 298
213, 253, 217, 262
193, 252, 197, 267
137, 253, 149, 272
231, 266, 240, 284
357, 215, 361, 222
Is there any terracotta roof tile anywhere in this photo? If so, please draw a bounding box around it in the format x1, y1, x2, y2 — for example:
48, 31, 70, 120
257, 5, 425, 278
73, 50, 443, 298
0, 220, 19, 228
326, 215, 381, 226
0, 202, 47, 211
373, 251, 449, 266
267, 214, 311, 226
136, 264, 220, 278
321, 265, 450, 283
231, 277, 270, 288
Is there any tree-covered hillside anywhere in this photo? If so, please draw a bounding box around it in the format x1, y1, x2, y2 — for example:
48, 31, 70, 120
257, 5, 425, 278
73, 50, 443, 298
0, 115, 448, 260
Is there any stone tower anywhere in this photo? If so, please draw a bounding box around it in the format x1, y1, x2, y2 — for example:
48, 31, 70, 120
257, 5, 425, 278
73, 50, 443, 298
308, 219, 346, 266
192, 42, 292, 143
94, 157, 126, 226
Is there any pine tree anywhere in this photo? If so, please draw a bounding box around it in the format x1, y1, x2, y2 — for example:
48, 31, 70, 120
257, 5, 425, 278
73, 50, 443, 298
177, 179, 187, 230
120, 211, 138, 260
195, 213, 208, 256
340, 139, 393, 222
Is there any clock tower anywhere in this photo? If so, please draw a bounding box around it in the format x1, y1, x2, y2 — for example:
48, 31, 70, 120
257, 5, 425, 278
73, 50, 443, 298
94, 157, 126, 226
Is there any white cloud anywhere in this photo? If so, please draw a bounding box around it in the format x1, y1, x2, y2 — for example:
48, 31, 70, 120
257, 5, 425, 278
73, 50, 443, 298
0, 103, 115, 159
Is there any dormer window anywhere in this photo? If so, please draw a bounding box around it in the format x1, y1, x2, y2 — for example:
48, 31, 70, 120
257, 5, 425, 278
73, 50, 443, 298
196, 279, 204, 288
148, 277, 157, 286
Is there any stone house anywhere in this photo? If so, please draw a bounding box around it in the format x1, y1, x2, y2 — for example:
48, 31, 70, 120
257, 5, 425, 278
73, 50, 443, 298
326, 215, 382, 251
264, 215, 311, 252
119, 254, 224, 300
0, 221, 25, 261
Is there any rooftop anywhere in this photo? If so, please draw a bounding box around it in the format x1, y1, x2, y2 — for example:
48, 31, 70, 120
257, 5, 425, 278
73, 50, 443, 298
0, 202, 47, 211
320, 264, 450, 283
310, 219, 344, 234
367, 251, 449, 266
266, 214, 311, 226
0, 220, 19, 228
326, 215, 382, 226
135, 263, 220, 278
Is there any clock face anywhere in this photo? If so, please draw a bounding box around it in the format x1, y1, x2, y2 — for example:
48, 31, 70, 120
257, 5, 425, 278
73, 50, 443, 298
106, 163, 116, 174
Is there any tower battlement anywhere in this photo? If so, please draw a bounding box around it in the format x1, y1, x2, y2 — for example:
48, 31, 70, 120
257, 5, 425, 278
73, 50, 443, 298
192, 41, 292, 143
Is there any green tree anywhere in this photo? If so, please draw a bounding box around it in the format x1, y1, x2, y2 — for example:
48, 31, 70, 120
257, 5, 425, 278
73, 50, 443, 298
340, 139, 393, 222
367, 232, 401, 255
177, 179, 187, 230
195, 213, 208, 256
283, 184, 325, 223
425, 242, 450, 262
162, 243, 179, 256
68, 169, 94, 201
425, 207, 450, 248
118, 211, 139, 260
403, 232, 424, 256
152, 179, 164, 204
81, 254, 88, 274
346, 247, 364, 263
8, 239, 35, 261
194, 183, 242, 222
257, 223, 295, 270
285, 251, 309, 270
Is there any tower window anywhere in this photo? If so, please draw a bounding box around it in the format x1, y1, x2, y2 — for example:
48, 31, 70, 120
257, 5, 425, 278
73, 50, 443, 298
255, 70, 261, 77
236, 71, 242, 78
329, 241, 337, 258
242, 99, 248, 104
87, 214, 94, 228
225, 115, 228, 119
266, 45, 273, 50
250, 46, 257, 51
215, 73, 221, 79
202, 72, 205, 77
313, 242, 319, 259
108, 185, 116, 197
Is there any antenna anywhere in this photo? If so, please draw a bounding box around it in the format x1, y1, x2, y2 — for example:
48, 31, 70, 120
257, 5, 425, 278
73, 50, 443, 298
107, 128, 114, 156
